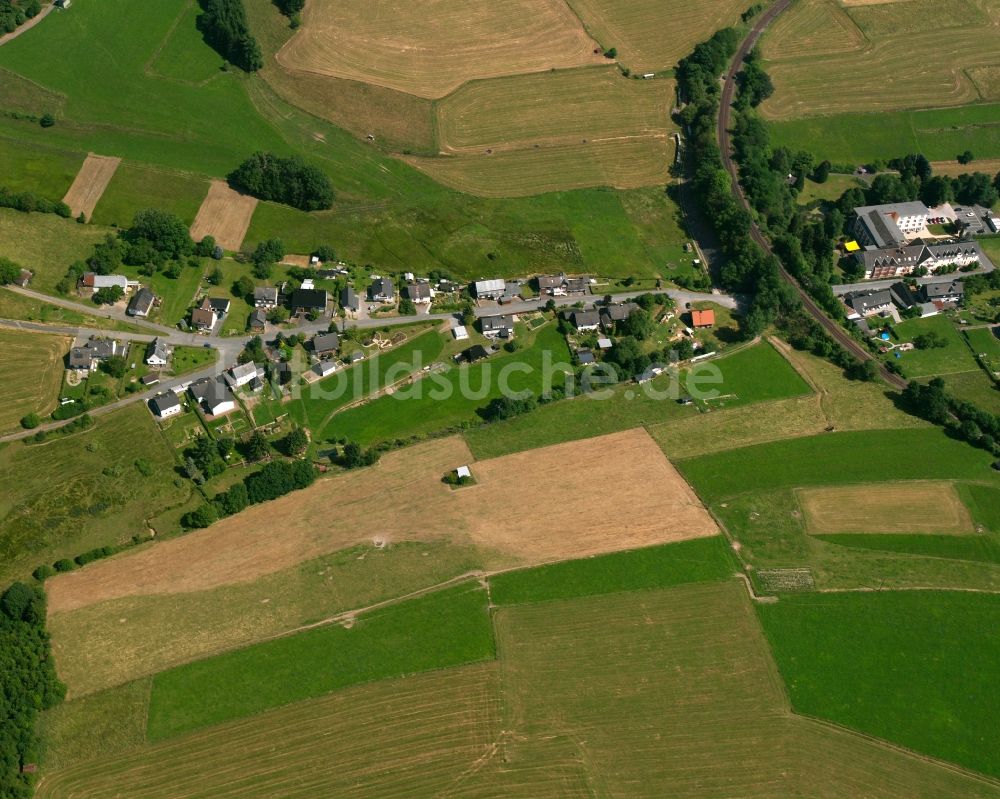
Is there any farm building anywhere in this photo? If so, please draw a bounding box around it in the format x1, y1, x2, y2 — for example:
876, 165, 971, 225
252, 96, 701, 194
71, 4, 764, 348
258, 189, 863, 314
456, 344, 491, 364
473, 278, 506, 300
313, 360, 338, 378
691, 309, 715, 328
80, 272, 130, 293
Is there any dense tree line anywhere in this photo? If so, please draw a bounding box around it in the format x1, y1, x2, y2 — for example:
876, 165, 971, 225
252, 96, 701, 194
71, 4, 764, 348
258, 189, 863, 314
273, 0, 304, 17
675, 26, 801, 339
197, 0, 262, 72
228, 151, 335, 211
0, 582, 64, 798
901, 379, 1000, 455
0, 0, 41, 35
0, 186, 70, 218
182, 457, 315, 528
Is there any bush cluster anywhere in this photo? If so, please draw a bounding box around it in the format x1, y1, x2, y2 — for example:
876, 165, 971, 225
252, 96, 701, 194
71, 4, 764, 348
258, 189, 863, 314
197, 0, 262, 71
0, 185, 71, 217
0, 0, 41, 35
228, 151, 334, 211
182, 458, 316, 528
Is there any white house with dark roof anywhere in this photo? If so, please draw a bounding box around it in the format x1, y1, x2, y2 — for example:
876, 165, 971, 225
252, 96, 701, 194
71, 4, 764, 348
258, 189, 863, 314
228, 361, 259, 388
145, 338, 170, 367
473, 278, 505, 300
254, 286, 278, 308
480, 314, 514, 339
150, 392, 182, 419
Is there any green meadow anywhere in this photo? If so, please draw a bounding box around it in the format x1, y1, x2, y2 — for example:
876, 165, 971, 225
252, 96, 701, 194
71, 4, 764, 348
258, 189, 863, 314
767, 103, 1000, 164
678, 428, 1000, 504
146, 582, 494, 740
757, 591, 1000, 778
490, 536, 735, 606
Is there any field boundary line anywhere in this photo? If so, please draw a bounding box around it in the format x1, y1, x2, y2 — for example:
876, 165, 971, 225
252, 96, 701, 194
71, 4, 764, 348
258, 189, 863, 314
795, 713, 1000, 788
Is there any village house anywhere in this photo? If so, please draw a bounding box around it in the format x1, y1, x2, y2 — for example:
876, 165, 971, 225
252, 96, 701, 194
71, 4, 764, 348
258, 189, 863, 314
480, 314, 515, 339
191, 297, 219, 331
126, 287, 156, 317
473, 278, 506, 300
405, 282, 432, 304
340, 285, 360, 312
845, 288, 893, 318
921, 279, 964, 305
67, 337, 124, 372
600, 302, 638, 330
149, 392, 182, 419
145, 338, 170, 367
189, 376, 236, 416
368, 278, 395, 303
253, 286, 278, 309
248, 308, 267, 333
571, 309, 601, 331
456, 344, 491, 364
691, 309, 715, 329
311, 332, 340, 357
290, 288, 328, 316
226, 361, 259, 389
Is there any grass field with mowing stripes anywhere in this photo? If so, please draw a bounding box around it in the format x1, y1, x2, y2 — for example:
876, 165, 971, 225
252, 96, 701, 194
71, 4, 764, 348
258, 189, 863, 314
146, 581, 494, 740
758, 590, 1000, 779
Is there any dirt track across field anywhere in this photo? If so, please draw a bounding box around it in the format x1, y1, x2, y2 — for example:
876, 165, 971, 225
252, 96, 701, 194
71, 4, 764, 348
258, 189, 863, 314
62, 154, 121, 219
188, 180, 257, 251
48, 429, 717, 615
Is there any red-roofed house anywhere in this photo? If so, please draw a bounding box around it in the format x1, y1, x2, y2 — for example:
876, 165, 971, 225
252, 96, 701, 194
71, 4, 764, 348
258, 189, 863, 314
691, 309, 715, 328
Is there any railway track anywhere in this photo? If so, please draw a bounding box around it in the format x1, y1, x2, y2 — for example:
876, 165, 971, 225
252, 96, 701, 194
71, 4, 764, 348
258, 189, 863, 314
715, 0, 906, 391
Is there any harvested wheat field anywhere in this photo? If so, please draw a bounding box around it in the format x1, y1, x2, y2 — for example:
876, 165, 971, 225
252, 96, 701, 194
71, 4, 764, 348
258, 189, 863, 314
61, 154, 121, 219
48, 429, 714, 615
797, 482, 975, 535
0, 329, 69, 432
565, 0, 748, 73
761, 0, 1000, 119
932, 157, 1000, 177
404, 137, 671, 197
36, 664, 503, 799
276, 0, 604, 99
188, 180, 257, 251
436, 67, 674, 153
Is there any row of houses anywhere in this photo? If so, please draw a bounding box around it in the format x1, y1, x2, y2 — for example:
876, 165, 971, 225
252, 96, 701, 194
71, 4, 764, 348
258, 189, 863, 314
150, 361, 266, 419
568, 302, 639, 332
844, 279, 965, 332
